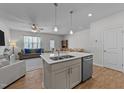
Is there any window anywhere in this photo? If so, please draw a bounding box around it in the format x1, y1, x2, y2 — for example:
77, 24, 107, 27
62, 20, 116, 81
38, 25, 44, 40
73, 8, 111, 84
50, 40, 55, 50
24, 36, 41, 49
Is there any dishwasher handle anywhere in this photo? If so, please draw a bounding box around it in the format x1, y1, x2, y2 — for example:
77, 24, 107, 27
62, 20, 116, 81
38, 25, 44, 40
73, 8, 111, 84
83, 58, 93, 61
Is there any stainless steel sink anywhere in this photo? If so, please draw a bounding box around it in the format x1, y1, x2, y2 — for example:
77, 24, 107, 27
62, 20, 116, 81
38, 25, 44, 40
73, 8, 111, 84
50, 55, 75, 61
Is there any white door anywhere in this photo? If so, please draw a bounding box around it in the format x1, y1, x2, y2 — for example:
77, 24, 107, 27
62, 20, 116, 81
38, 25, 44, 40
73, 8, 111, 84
103, 27, 123, 71
52, 69, 67, 89
69, 63, 81, 88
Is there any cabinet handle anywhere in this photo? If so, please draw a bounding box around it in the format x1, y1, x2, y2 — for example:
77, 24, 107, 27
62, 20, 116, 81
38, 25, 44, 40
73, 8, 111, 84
68, 68, 70, 74
70, 68, 72, 74
68, 68, 72, 74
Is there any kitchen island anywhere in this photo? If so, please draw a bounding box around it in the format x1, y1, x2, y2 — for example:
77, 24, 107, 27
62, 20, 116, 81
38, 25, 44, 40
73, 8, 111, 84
40, 52, 93, 89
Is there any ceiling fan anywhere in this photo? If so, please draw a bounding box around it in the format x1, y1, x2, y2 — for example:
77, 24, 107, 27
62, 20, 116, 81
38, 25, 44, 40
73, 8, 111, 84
31, 24, 44, 32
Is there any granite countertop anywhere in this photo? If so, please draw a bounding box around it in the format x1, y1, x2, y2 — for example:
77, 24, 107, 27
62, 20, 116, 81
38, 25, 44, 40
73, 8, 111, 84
40, 52, 93, 64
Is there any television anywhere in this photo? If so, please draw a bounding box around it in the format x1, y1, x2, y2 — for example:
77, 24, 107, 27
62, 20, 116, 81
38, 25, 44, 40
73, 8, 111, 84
0, 30, 5, 46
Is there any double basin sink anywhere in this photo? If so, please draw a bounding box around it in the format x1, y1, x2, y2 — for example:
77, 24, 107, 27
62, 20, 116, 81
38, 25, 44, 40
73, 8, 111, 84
50, 55, 75, 61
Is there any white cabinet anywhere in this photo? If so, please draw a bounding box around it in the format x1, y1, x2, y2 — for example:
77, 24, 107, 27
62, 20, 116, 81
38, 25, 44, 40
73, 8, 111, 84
52, 69, 68, 89
69, 63, 81, 88
43, 58, 81, 89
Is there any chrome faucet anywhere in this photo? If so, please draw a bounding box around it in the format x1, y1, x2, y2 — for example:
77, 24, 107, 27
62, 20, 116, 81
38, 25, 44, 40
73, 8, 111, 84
56, 49, 60, 57
58, 50, 60, 57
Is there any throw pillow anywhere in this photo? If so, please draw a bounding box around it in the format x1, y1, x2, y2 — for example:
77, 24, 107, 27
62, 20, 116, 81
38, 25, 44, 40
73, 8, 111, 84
24, 49, 31, 54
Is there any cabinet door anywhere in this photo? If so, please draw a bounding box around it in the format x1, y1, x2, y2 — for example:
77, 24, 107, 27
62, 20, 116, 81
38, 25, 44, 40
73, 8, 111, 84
69, 63, 81, 88
52, 69, 68, 89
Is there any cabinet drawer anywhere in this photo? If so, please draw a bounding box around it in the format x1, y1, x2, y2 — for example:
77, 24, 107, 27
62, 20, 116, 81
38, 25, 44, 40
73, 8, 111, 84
51, 58, 81, 71
66, 58, 81, 66
51, 62, 67, 71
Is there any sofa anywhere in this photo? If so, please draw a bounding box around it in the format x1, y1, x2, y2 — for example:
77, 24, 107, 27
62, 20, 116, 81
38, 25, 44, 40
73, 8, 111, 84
18, 48, 44, 60
0, 60, 26, 89
0, 46, 26, 88
0, 59, 9, 68
0, 46, 12, 68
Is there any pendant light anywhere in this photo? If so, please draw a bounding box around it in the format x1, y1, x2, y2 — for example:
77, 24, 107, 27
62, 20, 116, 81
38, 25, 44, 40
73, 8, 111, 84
70, 30, 73, 34
69, 10, 74, 35
53, 3, 58, 32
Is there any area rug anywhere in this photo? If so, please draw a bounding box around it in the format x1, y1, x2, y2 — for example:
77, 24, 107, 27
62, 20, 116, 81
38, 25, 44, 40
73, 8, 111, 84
25, 58, 43, 72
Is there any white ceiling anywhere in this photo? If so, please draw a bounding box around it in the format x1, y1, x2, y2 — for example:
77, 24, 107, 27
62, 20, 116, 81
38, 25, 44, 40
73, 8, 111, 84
0, 3, 124, 35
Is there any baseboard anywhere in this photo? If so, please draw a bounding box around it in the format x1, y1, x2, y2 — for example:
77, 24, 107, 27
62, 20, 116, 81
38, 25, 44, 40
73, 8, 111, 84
93, 63, 124, 73
93, 63, 103, 67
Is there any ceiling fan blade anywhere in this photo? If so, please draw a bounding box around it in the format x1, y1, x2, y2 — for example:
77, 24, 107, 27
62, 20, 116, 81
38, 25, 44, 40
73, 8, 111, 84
38, 27, 44, 30
36, 25, 44, 30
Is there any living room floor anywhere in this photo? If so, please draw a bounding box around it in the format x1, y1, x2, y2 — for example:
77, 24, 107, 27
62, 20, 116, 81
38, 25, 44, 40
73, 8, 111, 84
25, 58, 43, 72
6, 64, 124, 89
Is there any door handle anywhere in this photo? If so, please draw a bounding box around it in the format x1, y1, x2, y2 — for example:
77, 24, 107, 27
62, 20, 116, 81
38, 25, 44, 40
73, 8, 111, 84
84, 58, 93, 61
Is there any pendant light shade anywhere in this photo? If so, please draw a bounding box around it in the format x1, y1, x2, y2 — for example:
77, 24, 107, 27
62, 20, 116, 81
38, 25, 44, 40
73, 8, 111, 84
70, 30, 73, 35
53, 3, 58, 32
69, 10, 74, 35
53, 26, 58, 32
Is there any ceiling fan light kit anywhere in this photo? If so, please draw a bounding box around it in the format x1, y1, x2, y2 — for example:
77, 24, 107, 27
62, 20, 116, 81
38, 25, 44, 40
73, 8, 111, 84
31, 24, 44, 32
32, 29, 37, 33
31, 24, 37, 32
32, 24, 37, 30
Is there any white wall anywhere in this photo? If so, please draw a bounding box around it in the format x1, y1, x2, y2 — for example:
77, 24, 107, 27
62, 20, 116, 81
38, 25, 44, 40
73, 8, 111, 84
10, 30, 64, 52
90, 11, 124, 66
64, 11, 124, 68
64, 29, 90, 52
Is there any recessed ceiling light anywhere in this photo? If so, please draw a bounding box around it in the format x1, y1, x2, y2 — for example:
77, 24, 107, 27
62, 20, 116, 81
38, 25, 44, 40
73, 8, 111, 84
88, 13, 92, 17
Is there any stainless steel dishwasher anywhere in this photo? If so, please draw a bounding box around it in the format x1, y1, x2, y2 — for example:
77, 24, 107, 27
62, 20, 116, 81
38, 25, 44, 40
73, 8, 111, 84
81, 55, 93, 82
